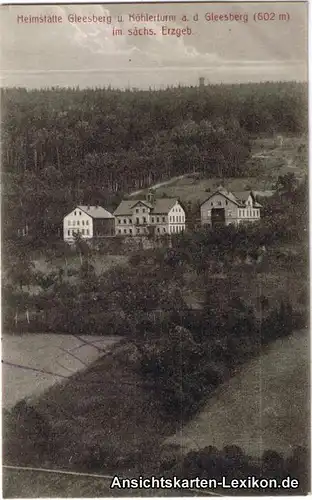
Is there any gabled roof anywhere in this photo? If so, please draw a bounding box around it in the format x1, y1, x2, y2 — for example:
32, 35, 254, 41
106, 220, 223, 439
152, 198, 178, 214
77, 206, 114, 219
131, 200, 153, 210
201, 188, 262, 208
113, 201, 136, 216
114, 198, 180, 216
233, 191, 253, 203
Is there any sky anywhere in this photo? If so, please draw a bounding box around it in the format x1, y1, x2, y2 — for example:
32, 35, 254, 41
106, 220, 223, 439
0, 2, 308, 89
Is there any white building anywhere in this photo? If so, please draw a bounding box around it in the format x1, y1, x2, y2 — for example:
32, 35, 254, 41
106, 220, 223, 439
63, 205, 114, 241
200, 187, 262, 227
114, 192, 186, 236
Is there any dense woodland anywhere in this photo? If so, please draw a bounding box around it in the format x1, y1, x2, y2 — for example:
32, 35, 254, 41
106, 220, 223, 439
2, 81, 308, 241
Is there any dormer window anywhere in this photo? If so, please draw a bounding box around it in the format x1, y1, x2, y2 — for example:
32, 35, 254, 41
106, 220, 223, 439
211, 202, 213, 206
74, 211, 76, 216
79, 211, 81, 215
136, 208, 139, 213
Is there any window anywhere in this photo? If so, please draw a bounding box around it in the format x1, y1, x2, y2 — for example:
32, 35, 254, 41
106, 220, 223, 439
137, 228, 140, 234
79, 211, 81, 215
86, 229, 89, 235
74, 211, 76, 216
228, 210, 232, 217
68, 230, 70, 236
169, 216, 172, 222
124, 229, 127, 234
77, 221, 80, 226
129, 229, 132, 234
68, 220, 71, 226
82, 229, 85, 235
82, 220, 85, 226
142, 208, 145, 213
136, 217, 139, 224
208, 210, 211, 216
73, 221, 76, 226
86, 220, 89, 225
211, 202, 213, 206
163, 228, 166, 232
157, 217, 160, 223
118, 229, 121, 234
143, 217, 146, 223
118, 219, 121, 224
226, 200, 228, 205
162, 217, 165, 222
157, 228, 160, 233
129, 219, 132, 224
218, 201, 222, 206
173, 216, 175, 222
124, 219, 127, 224
152, 217, 154, 223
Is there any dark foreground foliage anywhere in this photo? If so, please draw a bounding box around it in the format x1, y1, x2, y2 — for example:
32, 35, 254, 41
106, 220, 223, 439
163, 445, 310, 495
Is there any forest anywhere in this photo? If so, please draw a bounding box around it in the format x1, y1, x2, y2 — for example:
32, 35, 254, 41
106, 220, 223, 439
2, 81, 308, 242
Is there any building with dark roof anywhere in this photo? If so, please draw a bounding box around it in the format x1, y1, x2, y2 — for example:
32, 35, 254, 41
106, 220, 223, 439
200, 186, 262, 227
63, 205, 115, 241
114, 191, 185, 236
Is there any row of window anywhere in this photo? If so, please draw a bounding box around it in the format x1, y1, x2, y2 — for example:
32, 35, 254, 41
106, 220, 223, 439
117, 225, 185, 235
67, 229, 89, 236
118, 227, 167, 235
172, 206, 182, 212
170, 215, 184, 223
117, 215, 185, 224
170, 225, 184, 233
210, 200, 253, 208
117, 216, 167, 224
68, 220, 89, 226
239, 209, 259, 217
207, 209, 259, 218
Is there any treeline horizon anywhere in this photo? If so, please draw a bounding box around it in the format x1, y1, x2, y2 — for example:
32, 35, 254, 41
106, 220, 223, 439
1, 79, 307, 92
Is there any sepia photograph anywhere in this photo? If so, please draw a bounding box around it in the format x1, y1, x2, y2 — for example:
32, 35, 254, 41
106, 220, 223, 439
1, 1, 310, 497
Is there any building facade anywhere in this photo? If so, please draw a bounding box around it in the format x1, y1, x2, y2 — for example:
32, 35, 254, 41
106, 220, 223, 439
200, 187, 262, 227
63, 205, 114, 241
114, 193, 186, 236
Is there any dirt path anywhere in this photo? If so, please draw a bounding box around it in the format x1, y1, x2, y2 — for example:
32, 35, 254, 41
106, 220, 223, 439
165, 330, 309, 458
129, 174, 194, 197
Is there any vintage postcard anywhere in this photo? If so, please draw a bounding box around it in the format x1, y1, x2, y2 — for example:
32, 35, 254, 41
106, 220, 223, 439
1, 1, 309, 498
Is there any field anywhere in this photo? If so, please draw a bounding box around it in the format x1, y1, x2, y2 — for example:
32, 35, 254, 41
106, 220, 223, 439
2, 334, 122, 408
165, 329, 309, 458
